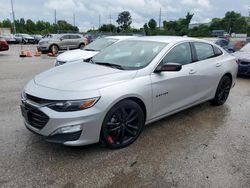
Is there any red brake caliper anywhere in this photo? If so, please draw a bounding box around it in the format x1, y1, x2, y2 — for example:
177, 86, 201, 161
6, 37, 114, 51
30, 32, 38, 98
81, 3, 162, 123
107, 135, 113, 144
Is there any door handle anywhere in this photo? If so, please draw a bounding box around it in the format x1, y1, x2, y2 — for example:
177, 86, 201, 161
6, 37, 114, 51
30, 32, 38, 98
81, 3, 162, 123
216, 62, 222, 67
189, 69, 197, 74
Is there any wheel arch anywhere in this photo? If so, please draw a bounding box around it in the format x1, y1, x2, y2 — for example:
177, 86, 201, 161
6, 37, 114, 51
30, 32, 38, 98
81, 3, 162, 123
104, 95, 148, 122
49, 43, 59, 51
78, 42, 86, 48
223, 72, 233, 85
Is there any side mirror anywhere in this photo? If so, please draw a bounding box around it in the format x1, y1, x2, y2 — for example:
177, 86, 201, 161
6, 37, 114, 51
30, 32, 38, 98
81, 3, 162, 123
154, 63, 182, 73
60, 37, 63, 41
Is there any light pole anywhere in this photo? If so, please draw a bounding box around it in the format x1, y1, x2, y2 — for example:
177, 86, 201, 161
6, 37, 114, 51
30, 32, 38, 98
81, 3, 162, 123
10, 0, 16, 34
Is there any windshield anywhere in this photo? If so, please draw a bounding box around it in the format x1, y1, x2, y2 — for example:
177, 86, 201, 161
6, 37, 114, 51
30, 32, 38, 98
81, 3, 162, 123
84, 38, 118, 51
240, 44, 250, 52
91, 40, 167, 70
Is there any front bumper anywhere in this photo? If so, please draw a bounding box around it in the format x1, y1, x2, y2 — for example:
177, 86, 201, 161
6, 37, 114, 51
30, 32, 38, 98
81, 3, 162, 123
21, 99, 104, 146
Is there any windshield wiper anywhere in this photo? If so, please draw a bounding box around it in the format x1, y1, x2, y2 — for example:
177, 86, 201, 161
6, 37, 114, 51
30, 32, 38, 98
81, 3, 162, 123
95, 62, 124, 70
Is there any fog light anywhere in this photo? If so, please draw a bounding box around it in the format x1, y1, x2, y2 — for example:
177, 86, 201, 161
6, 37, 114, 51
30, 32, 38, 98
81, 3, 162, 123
51, 125, 83, 136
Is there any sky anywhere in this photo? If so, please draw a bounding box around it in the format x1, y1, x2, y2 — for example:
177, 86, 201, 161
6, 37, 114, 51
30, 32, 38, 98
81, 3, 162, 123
0, 0, 249, 31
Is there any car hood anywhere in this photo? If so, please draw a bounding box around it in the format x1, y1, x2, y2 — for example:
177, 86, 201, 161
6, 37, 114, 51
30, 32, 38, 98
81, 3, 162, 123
34, 62, 137, 91
233, 51, 250, 60
57, 49, 99, 62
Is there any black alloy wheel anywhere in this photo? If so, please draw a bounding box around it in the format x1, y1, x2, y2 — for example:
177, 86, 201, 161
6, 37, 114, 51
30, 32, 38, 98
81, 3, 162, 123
211, 75, 232, 106
100, 100, 145, 149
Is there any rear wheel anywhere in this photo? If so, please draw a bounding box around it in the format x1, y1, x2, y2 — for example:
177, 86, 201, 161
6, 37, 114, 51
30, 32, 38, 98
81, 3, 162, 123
50, 44, 59, 54
100, 100, 145, 149
79, 43, 85, 49
210, 75, 232, 106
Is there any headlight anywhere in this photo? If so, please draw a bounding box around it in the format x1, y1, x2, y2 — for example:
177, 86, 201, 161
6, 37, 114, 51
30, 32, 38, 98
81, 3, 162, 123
47, 97, 100, 112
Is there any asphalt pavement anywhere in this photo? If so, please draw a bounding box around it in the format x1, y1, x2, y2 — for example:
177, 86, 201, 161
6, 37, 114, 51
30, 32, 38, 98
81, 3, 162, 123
0, 45, 250, 188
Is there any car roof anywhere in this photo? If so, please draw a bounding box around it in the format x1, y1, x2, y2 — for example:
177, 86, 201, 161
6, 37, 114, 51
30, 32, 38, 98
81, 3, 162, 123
105, 36, 136, 40
127, 36, 212, 44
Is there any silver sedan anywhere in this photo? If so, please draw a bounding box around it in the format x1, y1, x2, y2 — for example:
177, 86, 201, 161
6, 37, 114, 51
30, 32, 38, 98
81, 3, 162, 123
21, 36, 238, 149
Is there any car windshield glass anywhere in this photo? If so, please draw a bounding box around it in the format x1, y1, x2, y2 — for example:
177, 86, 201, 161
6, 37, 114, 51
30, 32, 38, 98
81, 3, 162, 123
84, 38, 118, 51
240, 44, 250, 52
91, 40, 167, 70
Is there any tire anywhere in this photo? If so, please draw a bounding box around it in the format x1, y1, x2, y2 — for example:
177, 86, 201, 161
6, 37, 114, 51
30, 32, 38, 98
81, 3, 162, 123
210, 75, 232, 106
100, 100, 145, 149
22, 39, 26, 44
79, 43, 85, 49
50, 44, 59, 54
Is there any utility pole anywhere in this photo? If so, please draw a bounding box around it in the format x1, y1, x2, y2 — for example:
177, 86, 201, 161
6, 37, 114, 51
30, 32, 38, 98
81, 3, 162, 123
248, 6, 250, 24
73, 13, 75, 26
10, 0, 16, 34
54, 9, 57, 24
158, 8, 162, 29
109, 13, 112, 25
99, 14, 101, 28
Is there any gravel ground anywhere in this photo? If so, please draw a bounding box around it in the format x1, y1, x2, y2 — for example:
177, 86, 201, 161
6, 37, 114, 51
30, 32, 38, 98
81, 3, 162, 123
0, 45, 250, 188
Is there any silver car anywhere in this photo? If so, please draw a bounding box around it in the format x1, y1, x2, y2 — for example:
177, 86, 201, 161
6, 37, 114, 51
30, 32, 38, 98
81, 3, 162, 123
38, 34, 87, 54
21, 36, 238, 149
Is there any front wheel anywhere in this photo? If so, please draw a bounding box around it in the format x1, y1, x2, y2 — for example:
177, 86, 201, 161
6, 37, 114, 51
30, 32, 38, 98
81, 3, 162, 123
100, 100, 145, 149
210, 75, 232, 106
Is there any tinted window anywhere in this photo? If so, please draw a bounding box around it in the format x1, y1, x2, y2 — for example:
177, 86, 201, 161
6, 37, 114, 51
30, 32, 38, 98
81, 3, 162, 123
70, 35, 81, 39
162, 43, 192, 65
194, 42, 214, 61
61, 35, 70, 39
213, 46, 223, 56
84, 38, 118, 51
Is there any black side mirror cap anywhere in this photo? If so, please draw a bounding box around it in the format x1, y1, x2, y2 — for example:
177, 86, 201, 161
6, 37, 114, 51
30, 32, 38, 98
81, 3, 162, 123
154, 63, 182, 73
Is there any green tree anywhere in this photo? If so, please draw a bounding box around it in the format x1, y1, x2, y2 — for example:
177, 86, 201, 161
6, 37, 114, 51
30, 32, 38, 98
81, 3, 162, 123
2, 19, 12, 28
116, 11, 132, 31
148, 19, 157, 30
26, 19, 36, 33
99, 24, 116, 32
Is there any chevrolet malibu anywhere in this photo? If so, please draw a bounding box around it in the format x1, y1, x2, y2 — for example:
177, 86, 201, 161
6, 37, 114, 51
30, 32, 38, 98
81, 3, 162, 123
21, 36, 238, 149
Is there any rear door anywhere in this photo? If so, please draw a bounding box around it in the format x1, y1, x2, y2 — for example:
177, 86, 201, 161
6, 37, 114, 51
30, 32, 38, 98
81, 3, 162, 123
189, 42, 225, 101
60, 35, 71, 49
69, 35, 81, 49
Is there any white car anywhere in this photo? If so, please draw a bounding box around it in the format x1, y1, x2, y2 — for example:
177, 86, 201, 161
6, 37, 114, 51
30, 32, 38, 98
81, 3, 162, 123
21, 36, 238, 149
55, 36, 136, 66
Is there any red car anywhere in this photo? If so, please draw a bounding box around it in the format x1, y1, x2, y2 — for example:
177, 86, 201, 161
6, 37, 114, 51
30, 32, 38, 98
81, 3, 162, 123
0, 37, 9, 51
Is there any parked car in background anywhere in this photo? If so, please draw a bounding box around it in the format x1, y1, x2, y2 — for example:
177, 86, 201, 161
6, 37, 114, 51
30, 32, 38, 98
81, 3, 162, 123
21, 36, 238, 148
55, 36, 136, 66
38, 33, 87, 54
0, 37, 9, 51
1, 34, 17, 44
205, 38, 235, 53
14, 33, 35, 44
32, 34, 43, 44
233, 43, 250, 76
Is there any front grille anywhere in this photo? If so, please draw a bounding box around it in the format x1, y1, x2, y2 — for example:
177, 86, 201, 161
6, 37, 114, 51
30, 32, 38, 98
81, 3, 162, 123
21, 102, 49, 130
26, 93, 54, 104
240, 61, 250, 65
